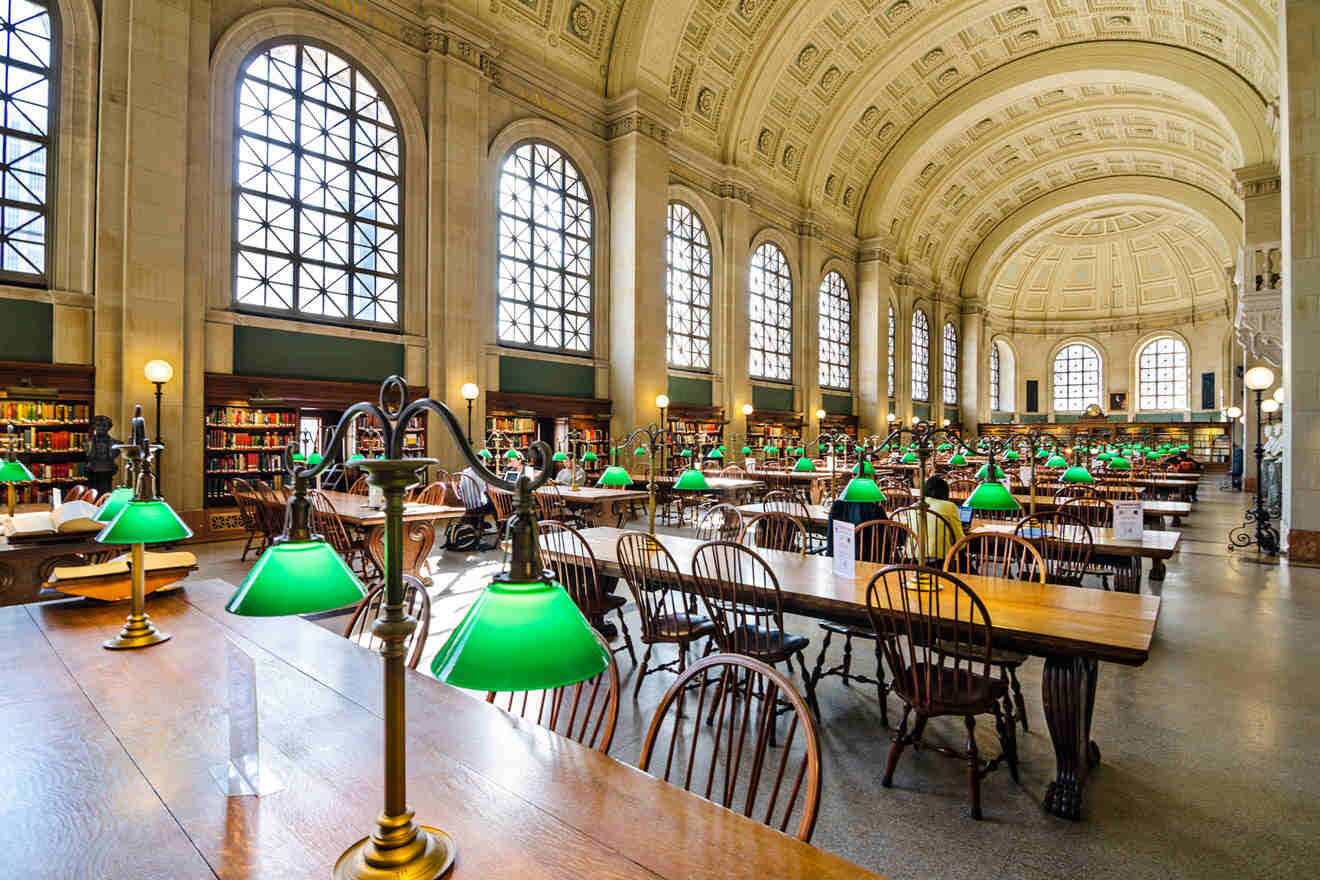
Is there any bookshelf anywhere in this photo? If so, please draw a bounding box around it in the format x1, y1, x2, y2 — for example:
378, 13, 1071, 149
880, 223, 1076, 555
819, 413, 858, 443
667, 404, 726, 459
976, 419, 1233, 466
484, 391, 613, 469
561, 416, 611, 476
0, 362, 94, 504
747, 410, 804, 455
204, 404, 296, 505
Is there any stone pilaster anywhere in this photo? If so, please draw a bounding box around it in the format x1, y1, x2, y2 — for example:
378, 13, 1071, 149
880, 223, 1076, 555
797, 221, 824, 427
719, 181, 755, 428
857, 243, 890, 436
960, 305, 984, 428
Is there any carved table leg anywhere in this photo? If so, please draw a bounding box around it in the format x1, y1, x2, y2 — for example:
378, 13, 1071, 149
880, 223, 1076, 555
1041, 655, 1100, 820
1149, 557, 1167, 580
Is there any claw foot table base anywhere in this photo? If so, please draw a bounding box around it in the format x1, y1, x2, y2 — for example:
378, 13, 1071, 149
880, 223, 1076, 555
1041, 655, 1100, 820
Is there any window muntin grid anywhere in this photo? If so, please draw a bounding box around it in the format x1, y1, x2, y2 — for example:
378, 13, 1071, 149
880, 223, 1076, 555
911, 309, 929, 401
1052, 342, 1101, 411
748, 242, 792, 382
887, 302, 895, 398
942, 322, 958, 406
0, 1, 54, 284
665, 201, 711, 370
989, 342, 1000, 411
1138, 336, 1188, 410
818, 271, 850, 390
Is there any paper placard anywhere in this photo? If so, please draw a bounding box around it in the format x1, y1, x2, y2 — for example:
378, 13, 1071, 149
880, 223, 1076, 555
745, 458, 756, 472
832, 520, 856, 578
1018, 466, 1033, 487
1113, 500, 1144, 540
367, 484, 385, 509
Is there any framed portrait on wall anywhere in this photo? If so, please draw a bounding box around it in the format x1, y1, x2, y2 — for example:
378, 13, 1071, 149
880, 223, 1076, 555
1109, 392, 1127, 412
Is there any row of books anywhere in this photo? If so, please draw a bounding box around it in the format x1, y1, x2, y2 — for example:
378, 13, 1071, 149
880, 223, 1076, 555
489, 417, 536, 434
205, 429, 296, 449
206, 473, 284, 502
573, 428, 608, 442
750, 424, 799, 438
0, 401, 89, 423
205, 407, 296, 426
208, 452, 287, 472
668, 421, 722, 434
26, 461, 86, 480
12, 428, 88, 451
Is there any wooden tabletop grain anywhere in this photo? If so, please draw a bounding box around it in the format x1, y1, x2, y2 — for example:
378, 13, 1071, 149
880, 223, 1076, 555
538, 485, 651, 504
551, 528, 1160, 664
969, 520, 1180, 559
736, 500, 1190, 534
8, 579, 880, 879
312, 489, 466, 526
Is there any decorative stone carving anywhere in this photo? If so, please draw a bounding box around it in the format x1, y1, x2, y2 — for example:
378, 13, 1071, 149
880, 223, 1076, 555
922, 48, 944, 67
570, 3, 596, 38
820, 66, 841, 92
885, 1, 911, 18
798, 45, 818, 68
782, 144, 796, 169
696, 88, 716, 117
825, 174, 837, 195
757, 128, 774, 153
739, 0, 759, 15
937, 67, 959, 86
877, 122, 894, 141
715, 181, 753, 204
1234, 243, 1283, 367
607, 112, 672, 145
843, 187, 855, 206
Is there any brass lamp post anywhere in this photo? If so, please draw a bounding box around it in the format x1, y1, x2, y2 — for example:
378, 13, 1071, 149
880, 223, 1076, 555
876, 423, 967, 567
0, 425, 35, 517
619, 424, 667, 534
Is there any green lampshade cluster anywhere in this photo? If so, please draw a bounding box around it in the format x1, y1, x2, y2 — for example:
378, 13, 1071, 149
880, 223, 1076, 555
1108, 455, 1132, 470
597, 465, 633, 487
852, 460, 875, 476
964, 480, 1021, 513
0, 459, 35, 482
793, 456, 815, 472
975, 463, 1006, 481
740, 445, 753, 455
900, 451, 919, 464
227, 541, 366, 616
552, 451, 569, 462
291, 452, 306, 463
1045, 453, 1068, 468
1061, 465, 1094, 484
634, 446, 648, 456
431, 578, 609, 691
949, 452, 967, 466
581, 450, 598, 463
763, 445, 778, 455
841, 476, 885, 503
94, 486, 135, 523
674, 468, 710, 490
936, 443, 952, 451
96, 499, 193, 545
1004, 450, 1020, 461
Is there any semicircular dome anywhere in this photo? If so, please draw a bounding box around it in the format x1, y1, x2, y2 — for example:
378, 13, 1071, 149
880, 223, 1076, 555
985, 208, 1231, 323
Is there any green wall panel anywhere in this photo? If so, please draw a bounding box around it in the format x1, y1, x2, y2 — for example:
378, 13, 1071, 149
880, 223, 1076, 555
1020, 413, 1048, 424
1191, 410, 1221, 423
1134, 412, 1182, 423
752, 385, 794, 412
667, 375, 712, 407
1054, 414, 1079, 423
913, 402, 931, 420
0, 298, 52, 363
233, 326, 403, 383
822, 393, 852, 416
499, 356, 594, 398
991, 412, 1015, 424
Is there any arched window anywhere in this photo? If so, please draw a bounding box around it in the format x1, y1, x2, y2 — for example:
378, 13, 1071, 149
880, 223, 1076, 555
989, 342, 1000, 411
942, 322, 958, 406
665, 202, 711, 369
497, 142, 593, 353
234, 43, 402, 326
0, 0, 55, 283
818, 271, 850, 390
748, 242, 792, 382
911, 309, 929, 401
1138, 336, 1188, 410
1052, 342, 1101, 411
887, 302, 895, 398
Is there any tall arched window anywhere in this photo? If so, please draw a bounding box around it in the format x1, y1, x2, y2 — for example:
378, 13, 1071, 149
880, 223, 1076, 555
1052, 342, 1101, 411
942, 322, 958, 406
1138, 336, 1188, 410
818, 271, 850, 390
989, 342, 1000, 411
665, 201, 711, 369
748, 242, 792, 382
0, 1, 54, 283
911, 309, 929, 401
887, 303, 895, 398
497, 142, 593, 353
234, 43, 402, 326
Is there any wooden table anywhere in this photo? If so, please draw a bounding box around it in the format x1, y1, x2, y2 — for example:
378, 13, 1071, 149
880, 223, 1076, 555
750, 470, 838, 503
5, 579, 878, 879
550, 527, 1161, 821
970, 520, 1180, 581
630, 474, 766, 503
311, 489, 466, 527
947, 491, 1191, 523
0, 530, 105, 606
537, 485, 651, 526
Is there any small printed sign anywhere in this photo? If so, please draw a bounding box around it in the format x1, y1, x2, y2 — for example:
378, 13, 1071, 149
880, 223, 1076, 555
1113, 500, 1144, 541
833, 520, 856, 578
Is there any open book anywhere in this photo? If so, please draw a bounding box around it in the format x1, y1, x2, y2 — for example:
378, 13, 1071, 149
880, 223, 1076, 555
2, 500, 103, 537
49, 550, 198, 583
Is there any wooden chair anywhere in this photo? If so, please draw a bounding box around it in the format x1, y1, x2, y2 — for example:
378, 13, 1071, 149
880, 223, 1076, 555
693, 503, 743, 542
367, 520, 437, 586
1015, 511, 1093, 587
1053, 483, 1099, 502
308, 490, 374, 579
487, 486, 516, 538
535, 483, 585, 527
616, 531, 717, 698
639, 653, 822, 842
865, 565, 1018, 819
882, 486, 915, 509
942, 534, 1045, 731
538, 521, 636, 664
254, 480, 289, 548
411, 480, 452, 506
347, 474, 369, 496
699, 459, 723, 473
946, 475, 979, 499
719, 464, 746, 478
486, 630, 620, 754
760, 489, 800, 515
342, 574, 431, 669
230, 478, 266, 561
888, 503, 959, 564
1095, 483, 1143, 501
740, 511, 809, 555
810, 518, 919, 724
689, 541, 817, 712
1059, 497, 1114, 528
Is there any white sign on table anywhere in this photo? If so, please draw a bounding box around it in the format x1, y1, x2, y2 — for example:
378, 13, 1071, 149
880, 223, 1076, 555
1018, 465, 1033, 487
745, 458, 756, 472
832, 520, 856, 578
1113, 500, 1144, 540
210, 638, 284, 797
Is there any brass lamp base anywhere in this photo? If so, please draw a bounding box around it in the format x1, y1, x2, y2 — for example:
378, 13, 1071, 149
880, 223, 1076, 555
333, 826, 455, 880
103, 616, 171, 650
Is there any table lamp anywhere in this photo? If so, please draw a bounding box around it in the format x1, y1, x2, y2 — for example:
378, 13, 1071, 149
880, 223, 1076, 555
0, 425, 35, 517
674, 468, 710, 490
964, 479, 1021, 514
97, 406, 192, 650
793, 456, 815, 472
975, 463, 1005, 481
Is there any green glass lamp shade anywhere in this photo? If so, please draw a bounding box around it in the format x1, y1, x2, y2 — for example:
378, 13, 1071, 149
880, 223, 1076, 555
677, 449, 691, 458
673, 468, 710, 490
552, 451, 569, 462
431, 578, 609, 692
1037, 449, 1051, 461
1179, 445, 1190, 451
1004, 450, 1020, 461
974, 463, 1006, 481
740, 445, 753, 455
900, 451, 919, 464
504, 449, 521, 460
879, 444, 890, 452
835, 444, 846, 453
965, 481, 1021, 512
1096, 452, 1113, 463
597, 465, 633, 488
477, 449, 492, 460
937, 442, 952, 451
793, 456, 815, 472
96, 499, 193, 545
226, 540, 366, 616
706, 448, 724, 459
1108, 455, 1132, 470
1061, 465, 1094, 484
1045, 454, 1068, 468
291, 452, 307, 463
347, 452, 366, 463
581, 450, 598, 463
1145, 450, 1160, 459
818, 444, 829, 454
763, 445, 778, 455
634, 446, 648, 456
94, 486, 135, 523
851, 460, 875, 476
841, 476, 885, 503
307, 453, 323, 467
949, 452, 968, 466
718, 445, 727, 452
0, 460, 34, 482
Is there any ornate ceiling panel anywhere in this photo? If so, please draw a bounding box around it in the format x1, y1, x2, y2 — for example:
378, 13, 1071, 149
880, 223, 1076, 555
486, 0, 625, 88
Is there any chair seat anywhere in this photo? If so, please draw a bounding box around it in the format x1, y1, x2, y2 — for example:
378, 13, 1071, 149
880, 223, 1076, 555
652, 611, 715, 640
892, 662, 1008, 715
820, 621, 879, 640
935, 639, 1029, 667
731, 624, 809, 659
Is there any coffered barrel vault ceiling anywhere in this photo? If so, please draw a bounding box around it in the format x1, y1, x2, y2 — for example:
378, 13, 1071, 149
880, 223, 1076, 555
481, 0, 1277, 315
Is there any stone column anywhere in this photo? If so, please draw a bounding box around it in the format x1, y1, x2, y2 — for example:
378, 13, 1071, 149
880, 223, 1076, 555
797, 222, 823, 427
607, 97, 673, 433
720, 181, 754, 435
960, 305, 984, 428
892, 274, 914, 425
856, 244, 890, 436
94, 0, 198, 511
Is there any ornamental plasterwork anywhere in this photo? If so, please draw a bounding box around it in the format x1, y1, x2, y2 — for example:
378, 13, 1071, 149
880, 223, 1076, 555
1234, 244, 1283, 367
486, 0, 621, 88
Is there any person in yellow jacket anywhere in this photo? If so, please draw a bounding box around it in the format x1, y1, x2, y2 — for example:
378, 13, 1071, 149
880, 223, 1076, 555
912, 475, 965, 563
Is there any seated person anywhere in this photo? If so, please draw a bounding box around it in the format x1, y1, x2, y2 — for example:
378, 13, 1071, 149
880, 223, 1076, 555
554, 462, 585, 485
915, 476, 965, 563
826, 491, 886, 558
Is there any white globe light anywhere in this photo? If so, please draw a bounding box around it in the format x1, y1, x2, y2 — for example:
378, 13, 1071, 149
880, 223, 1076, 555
655, 394, 669, 409
815, 409, 826, 420
460, 382, 479, 400
1244, 365, 1275, 391
1262, 399, 1280, 413
886, 412, 896, 422
144, 359, 174, 384
741, 403, 754, 416
1225, 405, 1242, 419
1273, 387, 1285, 404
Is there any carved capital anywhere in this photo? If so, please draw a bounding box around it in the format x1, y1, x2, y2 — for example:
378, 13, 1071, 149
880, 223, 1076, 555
606, 111, 671, 145
715, 181, 753, 205
794, 221, 822, 239
858, 247, 890, 264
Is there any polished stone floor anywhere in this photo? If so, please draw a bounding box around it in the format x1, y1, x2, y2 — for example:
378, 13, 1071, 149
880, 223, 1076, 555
190, 480, 1319, 879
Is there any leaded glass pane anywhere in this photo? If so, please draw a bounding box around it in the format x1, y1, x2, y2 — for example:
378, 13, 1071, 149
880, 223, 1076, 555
1138, 337, 1188, 410
887, 303, 895, 398
818, 271, 851, 390
666, 202, 711, 369
942, 322, 958, 406
911, 309, 930, 401
989, 343, 1000, 411
1052, 342, 1101, 411
749, 243, 792, 382
0, 0, 51, 281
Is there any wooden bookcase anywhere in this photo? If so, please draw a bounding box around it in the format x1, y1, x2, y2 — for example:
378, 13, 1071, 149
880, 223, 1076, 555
747, 410, 805, 453
820, 413, 858, 442
976, 419, 1233, 465
667, 404, 727, 459
0, 361, 94, 504
485, 391, 612, 473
